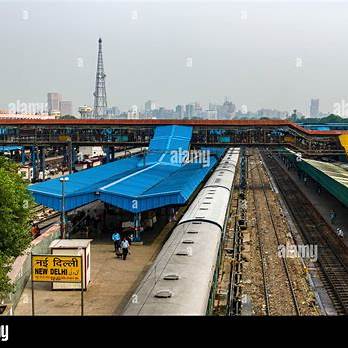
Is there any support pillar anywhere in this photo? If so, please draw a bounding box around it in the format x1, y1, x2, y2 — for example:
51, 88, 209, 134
104, 146, 111, 163
133, 212, 143, 244
21, 147, 26, 164
72, 146, 78, 171
63, 146, 68, 170
68, 142, 73, 174
30, 146, 38, 182
39, 146, 46, 181
110, 146, 115, 161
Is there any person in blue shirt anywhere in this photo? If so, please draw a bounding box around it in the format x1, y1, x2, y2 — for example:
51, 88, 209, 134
112, 231, 121, 252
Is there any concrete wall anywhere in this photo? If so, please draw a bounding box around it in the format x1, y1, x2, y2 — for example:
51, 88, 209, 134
6, 224, 60, 311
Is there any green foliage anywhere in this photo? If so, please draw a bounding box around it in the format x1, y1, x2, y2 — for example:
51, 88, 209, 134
0, 156, 34, 299
300, 114, 347, 124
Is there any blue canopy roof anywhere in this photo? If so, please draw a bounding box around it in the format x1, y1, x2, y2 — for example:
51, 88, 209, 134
0, 146, 23, 152
29, 125, 225, 213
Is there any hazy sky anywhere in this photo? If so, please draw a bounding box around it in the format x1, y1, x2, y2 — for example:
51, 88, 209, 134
1, 0, 348, 115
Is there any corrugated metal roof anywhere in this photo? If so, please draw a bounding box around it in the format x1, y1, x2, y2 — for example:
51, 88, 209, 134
283, 147, 348, 207
304, 159, 348, 189
0, 146, 22, 152
29, 125, 223, 213
29, 155, 143, 211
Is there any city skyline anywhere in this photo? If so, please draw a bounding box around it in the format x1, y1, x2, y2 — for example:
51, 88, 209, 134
1, 1, 348, 116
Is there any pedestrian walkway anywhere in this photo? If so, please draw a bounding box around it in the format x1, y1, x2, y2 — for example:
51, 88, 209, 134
14, 219, 178, 316
276, 157, 348, 247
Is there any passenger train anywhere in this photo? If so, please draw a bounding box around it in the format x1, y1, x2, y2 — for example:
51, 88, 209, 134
123, 147, 240, 315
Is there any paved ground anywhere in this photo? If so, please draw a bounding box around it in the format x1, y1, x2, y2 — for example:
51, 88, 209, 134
277, 158, 348, 247
14, 219, 176, 316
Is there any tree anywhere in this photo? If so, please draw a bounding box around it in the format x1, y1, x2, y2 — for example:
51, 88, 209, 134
60, 115, 77, 120
0, 156, 34, 299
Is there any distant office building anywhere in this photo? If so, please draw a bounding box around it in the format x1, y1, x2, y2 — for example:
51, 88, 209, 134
128, 105, 139, 119
209, 103, 218, 111
79, 105, 93, 119
207, 110, 218, 120
47, 93, 62, 114
175, 105, 184, 119
194, 102, 203, 116
310, 99, 320, 118
106, 106, 120, 119
145, 100, 156, 113
257, 108, 288, 119
59, 101, 73, 116
222, 100, 236, 117
185, 104, 194, 119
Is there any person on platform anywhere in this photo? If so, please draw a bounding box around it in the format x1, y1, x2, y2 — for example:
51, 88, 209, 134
121, 237, 130, 260
336, 227, 344, 238
127, 232, 134, 245
112, 231, 121, 252
329, 210, 337, 224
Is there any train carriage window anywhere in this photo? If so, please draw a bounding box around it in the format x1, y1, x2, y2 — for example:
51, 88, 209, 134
182, 240, 194, 244
163, 274, 180, 280
155, 290, 173, 298
176, 250, 190, 256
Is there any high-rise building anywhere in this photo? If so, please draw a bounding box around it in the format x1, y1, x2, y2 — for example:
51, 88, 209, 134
127, 105, 139, 119
175, 105, 184, 119
47, 93, 62, 114
59, 101, 73, 116
185, 104, 194, 119
222, 100, 236, 115
207, 110, 218, 120
106, 106, 120, 119
145, 100, 156, 113
310, 99, 320, 118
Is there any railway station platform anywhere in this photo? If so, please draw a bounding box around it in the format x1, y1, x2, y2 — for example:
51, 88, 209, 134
275, 148, 348, 246
14, 210, 182, 315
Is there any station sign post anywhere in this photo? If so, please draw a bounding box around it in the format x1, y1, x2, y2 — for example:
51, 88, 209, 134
31, 254, 83, 316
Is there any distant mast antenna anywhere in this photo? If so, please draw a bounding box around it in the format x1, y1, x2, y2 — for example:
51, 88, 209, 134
93, 38, 107, 118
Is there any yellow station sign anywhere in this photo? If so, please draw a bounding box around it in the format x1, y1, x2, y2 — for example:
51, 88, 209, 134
32, 255, 82, 283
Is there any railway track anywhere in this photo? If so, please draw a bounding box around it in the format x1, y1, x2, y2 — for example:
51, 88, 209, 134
262, 150, 348, 315
248, 149, 300, 315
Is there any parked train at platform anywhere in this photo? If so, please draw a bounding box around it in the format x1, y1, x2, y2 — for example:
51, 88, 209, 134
123, 147, 240, 315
